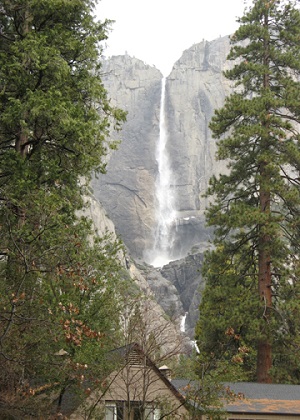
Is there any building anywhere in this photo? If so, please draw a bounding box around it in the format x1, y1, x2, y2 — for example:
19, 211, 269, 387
67, 344, 300, 419
70, 343, 189, 419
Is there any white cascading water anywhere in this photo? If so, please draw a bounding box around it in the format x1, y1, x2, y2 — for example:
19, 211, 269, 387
148, 78, 177, 268
180, 312, 188, 333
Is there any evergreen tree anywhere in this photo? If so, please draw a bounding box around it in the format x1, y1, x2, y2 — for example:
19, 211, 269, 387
0, 0, 126, 416
196, 0, 300, 383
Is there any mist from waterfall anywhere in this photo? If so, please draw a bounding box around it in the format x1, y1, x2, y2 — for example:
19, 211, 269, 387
147, 78, 177, 268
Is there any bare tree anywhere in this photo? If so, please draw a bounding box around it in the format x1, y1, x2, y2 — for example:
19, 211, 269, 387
105, 297, 189, 420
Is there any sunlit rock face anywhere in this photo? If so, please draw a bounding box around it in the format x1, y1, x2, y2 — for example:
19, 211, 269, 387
92, 36, 232, 262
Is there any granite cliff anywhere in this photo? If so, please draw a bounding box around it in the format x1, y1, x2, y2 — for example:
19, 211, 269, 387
91, 36, 234, 337
93, 36, 232, 262
93, 56, 162, 258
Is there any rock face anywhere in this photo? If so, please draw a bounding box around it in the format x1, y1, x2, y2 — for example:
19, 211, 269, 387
165, 37, 232, 258
90, 37, 236, 338
135, 248, 206, 338
159, 251, 205, 338
93, 55, 162, 258
92, 36, 232, 263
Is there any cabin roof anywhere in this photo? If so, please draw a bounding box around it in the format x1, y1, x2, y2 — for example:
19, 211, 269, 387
171, 380, 300, 415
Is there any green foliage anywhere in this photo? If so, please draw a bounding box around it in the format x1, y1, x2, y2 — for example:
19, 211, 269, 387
0, 0, 127, 417
172, 353, 199, 381
196, 246, 259, 382
196, 0, 300, 384
174, 352, 235, 420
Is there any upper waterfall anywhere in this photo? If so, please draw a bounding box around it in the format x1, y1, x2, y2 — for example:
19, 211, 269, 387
147, 78, 177, 267
94, 38, 231, 262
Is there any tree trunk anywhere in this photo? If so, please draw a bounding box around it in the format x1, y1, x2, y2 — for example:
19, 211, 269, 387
257, 340, 272, 383
257, 168, 272, 383
257, 239, 272, 382
15, 7, 31, 157
256, 8, 273, 384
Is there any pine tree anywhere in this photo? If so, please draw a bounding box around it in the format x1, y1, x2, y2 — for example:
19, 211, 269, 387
0, 0, 126, 416
196, 0, 300, 383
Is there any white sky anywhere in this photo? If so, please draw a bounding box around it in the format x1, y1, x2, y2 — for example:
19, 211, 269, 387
96, 0, 247, 76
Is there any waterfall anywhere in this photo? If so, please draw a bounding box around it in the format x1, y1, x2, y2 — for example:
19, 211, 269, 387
147, 78, 177, 268
180, 312, 188, 333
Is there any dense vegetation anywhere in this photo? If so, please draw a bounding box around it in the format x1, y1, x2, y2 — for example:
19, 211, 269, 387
0, 0, 126, 417
196, 0, 300, 384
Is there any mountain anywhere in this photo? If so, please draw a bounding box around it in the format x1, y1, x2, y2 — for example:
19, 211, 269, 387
93, 36, 231, 262
93, 55, 162, 258
91, 36, 233, 337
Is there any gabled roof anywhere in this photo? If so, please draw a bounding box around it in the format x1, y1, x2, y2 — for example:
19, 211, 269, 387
108, 343, 186, 406
58, 344, 188, 417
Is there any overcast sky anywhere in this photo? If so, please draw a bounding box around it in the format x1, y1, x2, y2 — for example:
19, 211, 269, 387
96, 0, 247, 76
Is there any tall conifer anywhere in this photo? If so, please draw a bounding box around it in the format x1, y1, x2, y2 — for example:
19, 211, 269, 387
0, 0, 126, 416
196, 0, 300, 383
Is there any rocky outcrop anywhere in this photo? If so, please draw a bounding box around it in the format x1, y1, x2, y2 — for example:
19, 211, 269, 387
92, 37, 232, 262
160, 251, 205, 338
136, 248, 206, 338
135, 261, 185, 321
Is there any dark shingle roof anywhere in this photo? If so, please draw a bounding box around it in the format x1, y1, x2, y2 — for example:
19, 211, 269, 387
224, 382, 300, 401
171, 381, 300, 415
224, 382, 300, 415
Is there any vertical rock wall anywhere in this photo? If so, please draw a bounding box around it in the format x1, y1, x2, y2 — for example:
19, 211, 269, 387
93, 37, 233, 261
164, 36, 232, 258
92, 56, 162, 257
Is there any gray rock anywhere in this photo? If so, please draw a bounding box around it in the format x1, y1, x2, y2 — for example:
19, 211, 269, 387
92, 55, 162, 257
167, 36, 232, 217
160, 37, 232, 258
93, 37, 232, 262
90, 37, 236, 340
159, 251, 205, 337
